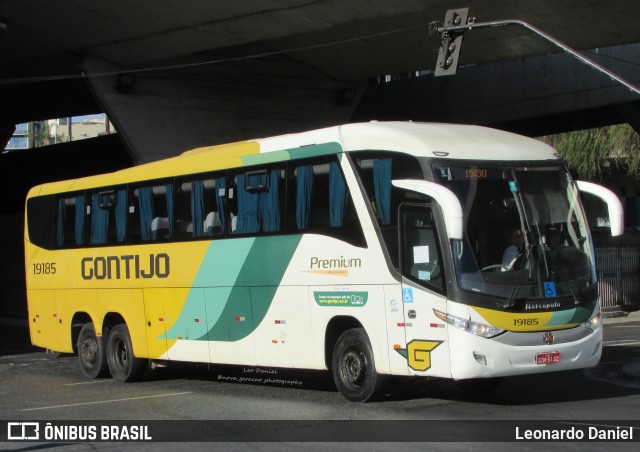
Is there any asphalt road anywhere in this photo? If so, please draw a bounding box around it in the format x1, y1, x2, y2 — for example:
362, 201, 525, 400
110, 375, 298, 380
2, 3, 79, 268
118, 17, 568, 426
0, 315, 639, 450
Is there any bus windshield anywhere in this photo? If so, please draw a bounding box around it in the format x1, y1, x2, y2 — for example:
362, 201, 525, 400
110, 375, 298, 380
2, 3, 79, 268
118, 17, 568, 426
433, 164, 595, 301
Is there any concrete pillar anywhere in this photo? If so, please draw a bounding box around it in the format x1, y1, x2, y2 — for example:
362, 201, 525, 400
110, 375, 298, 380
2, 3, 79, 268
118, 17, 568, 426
82, 57, 365, 163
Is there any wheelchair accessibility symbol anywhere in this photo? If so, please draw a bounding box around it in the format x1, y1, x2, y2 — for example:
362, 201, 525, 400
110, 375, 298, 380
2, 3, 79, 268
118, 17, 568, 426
403, 288, 414, 303
543, 282, 557, 298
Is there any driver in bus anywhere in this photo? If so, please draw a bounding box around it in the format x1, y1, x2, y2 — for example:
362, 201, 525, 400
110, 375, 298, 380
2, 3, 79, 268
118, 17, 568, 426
502, 228, 524, 270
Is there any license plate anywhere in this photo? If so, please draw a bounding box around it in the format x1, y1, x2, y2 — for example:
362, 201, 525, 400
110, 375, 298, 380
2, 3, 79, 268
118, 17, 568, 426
536, 351, 561, 365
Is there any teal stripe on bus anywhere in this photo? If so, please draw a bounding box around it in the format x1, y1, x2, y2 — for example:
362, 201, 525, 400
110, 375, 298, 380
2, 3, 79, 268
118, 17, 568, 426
545, 298, 597, 326
164, 235, 303, 341
239, 142, 342, 167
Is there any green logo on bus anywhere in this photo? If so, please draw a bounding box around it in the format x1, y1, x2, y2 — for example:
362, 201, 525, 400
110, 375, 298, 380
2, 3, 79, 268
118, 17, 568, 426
313, 292, 368, 307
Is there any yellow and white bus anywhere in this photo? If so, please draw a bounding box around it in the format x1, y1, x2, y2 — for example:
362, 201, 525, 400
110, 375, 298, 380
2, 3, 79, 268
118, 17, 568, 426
24, 122, 622, 401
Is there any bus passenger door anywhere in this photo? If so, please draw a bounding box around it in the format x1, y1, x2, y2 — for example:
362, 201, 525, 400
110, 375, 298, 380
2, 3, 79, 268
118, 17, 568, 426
398, 204, 450, 378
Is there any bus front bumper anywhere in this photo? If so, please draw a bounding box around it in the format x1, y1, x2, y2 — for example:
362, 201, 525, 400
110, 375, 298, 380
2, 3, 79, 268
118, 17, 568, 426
447, 324, 603, 380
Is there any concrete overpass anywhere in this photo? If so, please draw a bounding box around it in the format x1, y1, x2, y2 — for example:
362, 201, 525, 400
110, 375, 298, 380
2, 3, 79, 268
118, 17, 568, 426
2, 0, 640, 164
354, 42, 640, 137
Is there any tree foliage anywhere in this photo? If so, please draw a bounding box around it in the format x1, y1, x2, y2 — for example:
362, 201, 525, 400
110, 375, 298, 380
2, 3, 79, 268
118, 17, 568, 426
32, 121, 66, 147
539, 124, 640, 181
33, 121, 50, 147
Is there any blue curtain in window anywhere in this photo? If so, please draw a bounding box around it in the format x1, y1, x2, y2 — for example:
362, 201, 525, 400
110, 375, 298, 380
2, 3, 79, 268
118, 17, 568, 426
235, 174, 260, 234
115, 189, 127, 243
166, 184, 174, 238
56, 199, 65, 247
261, 170, 280, 232
329, 162, 346, 227
75, 195, 85, 246
296, 165, 314, 230
373, 158, 392, 225
191, 180, 204, 237
138, 187, 154, 241
215, 178, 226, 233
90, 193, 109, 245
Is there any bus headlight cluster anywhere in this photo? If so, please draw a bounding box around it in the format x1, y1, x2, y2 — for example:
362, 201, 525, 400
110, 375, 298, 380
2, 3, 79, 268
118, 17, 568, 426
581, 311, 602, 330
433, 309, 504, 338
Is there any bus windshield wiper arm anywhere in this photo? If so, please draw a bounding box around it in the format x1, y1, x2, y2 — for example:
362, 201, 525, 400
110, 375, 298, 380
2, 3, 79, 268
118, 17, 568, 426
552, 257, 582, 306
504, 284, 521, 309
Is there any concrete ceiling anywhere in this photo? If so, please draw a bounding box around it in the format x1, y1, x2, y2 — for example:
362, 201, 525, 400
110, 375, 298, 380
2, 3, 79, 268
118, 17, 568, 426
2, 0, 640, 163
1, 0, 640, 208
2, 0, 640, 85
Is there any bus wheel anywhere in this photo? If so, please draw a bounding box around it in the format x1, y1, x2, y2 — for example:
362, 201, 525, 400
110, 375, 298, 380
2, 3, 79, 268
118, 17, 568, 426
77, 323, 109, 378
332, 328, 386, 402
106, 324, 147, 382
456, 377, 503, 395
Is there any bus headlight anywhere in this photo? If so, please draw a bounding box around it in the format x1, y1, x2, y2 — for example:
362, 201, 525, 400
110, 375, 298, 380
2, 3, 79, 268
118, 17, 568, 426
581, 311, 602, 330
433, 309, 504, 338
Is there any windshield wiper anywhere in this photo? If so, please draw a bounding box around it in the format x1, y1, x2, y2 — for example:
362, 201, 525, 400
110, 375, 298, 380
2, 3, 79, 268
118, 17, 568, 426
551, 255, 582, 306
503, 284, 521, 309
532, 224, 551, 279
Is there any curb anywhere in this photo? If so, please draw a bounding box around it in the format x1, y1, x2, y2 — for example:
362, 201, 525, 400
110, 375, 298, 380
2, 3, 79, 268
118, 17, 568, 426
602, 309, 640, 324
602, 311, 629, 319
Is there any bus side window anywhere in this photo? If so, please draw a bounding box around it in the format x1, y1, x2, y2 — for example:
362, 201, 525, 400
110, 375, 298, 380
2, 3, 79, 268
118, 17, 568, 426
87, 188, 127, 246
27, 195, 55, 250
56, 194, 85, 248
353, 153, 423, 227
207, 177, 226, 237
353, 152, 425, 265
176, 175, 226, 240
230, 167, 283, 235
129, 182, 174, 242
401, 206, 445, 294
288, 157, 365, 247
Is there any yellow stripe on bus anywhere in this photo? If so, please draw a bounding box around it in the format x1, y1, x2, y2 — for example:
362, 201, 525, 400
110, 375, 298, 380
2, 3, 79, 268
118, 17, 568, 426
472, 306, 579, 332
35, 141, 260, 195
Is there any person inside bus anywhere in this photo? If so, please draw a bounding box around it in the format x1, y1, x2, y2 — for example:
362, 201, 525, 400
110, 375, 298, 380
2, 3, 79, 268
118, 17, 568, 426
502, 228, 524, 270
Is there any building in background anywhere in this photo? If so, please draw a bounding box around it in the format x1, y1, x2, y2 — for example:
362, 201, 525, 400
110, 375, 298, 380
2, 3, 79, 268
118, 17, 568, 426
3, 115, 116, 151
4, 122, 30, 150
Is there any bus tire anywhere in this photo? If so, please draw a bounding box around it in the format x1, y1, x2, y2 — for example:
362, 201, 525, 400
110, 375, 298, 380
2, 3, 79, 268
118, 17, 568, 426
106, 324, 147, 382
332, 328, 386, 402
456, 377, 503, 395
77, 323, 109, 378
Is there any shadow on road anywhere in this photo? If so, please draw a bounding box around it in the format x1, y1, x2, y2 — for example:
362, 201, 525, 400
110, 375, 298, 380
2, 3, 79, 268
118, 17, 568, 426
0, 316, 39, 357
